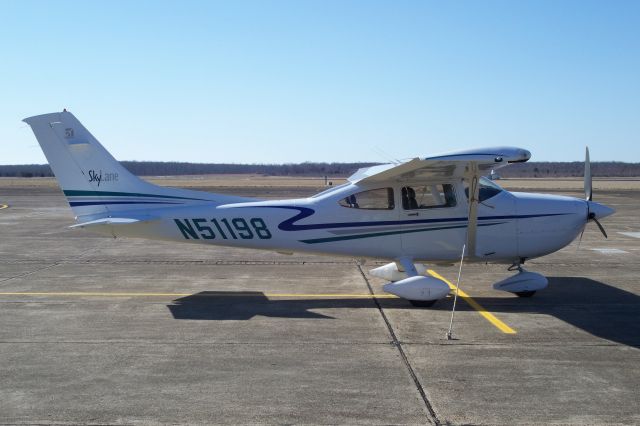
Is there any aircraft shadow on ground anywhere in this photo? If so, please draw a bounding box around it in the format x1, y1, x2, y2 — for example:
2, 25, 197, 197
167, 277, 639, 348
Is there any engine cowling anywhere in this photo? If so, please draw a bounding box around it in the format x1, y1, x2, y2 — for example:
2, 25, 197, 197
493, 271, 548, 293
383, 275, 450, 301
370, 262, 427, 282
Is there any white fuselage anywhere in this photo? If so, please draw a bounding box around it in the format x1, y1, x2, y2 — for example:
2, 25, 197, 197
101, 179, 589, 264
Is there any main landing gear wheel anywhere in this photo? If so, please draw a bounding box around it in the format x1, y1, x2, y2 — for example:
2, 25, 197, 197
409, 299, 437, 308
515, 290, 536, 298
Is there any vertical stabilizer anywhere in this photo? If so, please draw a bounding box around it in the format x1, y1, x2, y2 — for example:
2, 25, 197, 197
24, 111, 147, 190
23, 110, 251, 220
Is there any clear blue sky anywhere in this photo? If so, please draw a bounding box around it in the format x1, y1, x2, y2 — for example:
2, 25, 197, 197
2, 0, 639, 164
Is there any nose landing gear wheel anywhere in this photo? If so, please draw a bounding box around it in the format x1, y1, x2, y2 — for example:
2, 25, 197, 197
409, 299, 438, 307
515, 290, 536, 298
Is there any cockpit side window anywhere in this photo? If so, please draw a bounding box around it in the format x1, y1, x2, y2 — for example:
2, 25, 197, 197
401, 184, 457, 210
338, 188, 395, 210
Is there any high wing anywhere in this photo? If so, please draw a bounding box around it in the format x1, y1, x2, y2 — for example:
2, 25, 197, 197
348, 146, 531, 184
348, 146, 531, 261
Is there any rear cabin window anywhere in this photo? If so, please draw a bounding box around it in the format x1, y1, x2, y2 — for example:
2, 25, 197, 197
339, 188, 395, 210
401, 184, 457, 210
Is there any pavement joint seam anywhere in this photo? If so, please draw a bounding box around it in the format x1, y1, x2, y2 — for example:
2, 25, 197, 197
0, 423, 131, 426
0, 246, 101, 286
0, 341, 398, 345
0, 340, 633, 348
0, 263, 60, 285
0, 260, 358, 265
357, 264, 441, 426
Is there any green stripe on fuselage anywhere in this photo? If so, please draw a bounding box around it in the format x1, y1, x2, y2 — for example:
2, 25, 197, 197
63, 190, 209, 201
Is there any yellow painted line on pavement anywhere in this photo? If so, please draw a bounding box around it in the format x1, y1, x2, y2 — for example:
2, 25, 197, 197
0, 291, 398, 299
0, 204, 8, 210
428, 269, 516, 334
0, 269, 514, 334
0, 292, 191, 297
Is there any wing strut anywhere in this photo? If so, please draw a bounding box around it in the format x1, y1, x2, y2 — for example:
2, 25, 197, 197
466, 162, 480, 258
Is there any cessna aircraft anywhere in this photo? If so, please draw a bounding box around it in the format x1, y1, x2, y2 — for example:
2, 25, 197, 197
23, 111, 615, 306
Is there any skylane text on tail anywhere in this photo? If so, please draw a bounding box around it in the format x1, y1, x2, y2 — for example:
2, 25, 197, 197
24, 110, 614, 307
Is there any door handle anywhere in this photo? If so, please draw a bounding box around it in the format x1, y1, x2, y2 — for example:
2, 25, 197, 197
408, 212, 419, 217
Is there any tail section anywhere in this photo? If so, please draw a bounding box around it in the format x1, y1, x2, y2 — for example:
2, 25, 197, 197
23, 110, 253, 221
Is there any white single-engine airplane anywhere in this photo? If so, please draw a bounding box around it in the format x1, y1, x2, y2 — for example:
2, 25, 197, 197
24, 111, 615, 307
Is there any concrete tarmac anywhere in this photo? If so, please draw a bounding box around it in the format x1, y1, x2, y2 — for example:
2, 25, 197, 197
0, 184, 638, 424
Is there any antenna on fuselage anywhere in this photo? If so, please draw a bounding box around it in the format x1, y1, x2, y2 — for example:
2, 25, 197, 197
371, 146, 402, 165
446, 162, 480, 340
446, 244, 466, 340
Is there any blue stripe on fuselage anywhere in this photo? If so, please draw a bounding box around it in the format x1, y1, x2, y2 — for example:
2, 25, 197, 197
247, 206, 571, 232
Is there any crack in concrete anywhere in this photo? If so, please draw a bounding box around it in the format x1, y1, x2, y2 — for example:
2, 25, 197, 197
357, 264, 441, 425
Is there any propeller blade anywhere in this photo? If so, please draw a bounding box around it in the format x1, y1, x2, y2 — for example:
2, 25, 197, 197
584, 146, 592, 201
592, 217, 608, 238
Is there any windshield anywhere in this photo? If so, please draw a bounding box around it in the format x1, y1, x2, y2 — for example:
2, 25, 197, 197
479, 176, 503, 191
465, 177, 504, 202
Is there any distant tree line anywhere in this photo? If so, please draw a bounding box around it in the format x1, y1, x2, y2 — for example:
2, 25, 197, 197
500, 161, 640, 178
118, 161, 378, 177
0, 164, 53, 178
1, 161, 639, 178
0, 161, 378, 178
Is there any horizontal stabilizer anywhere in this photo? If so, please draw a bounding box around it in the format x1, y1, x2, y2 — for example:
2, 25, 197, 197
69, 217, 157, 229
